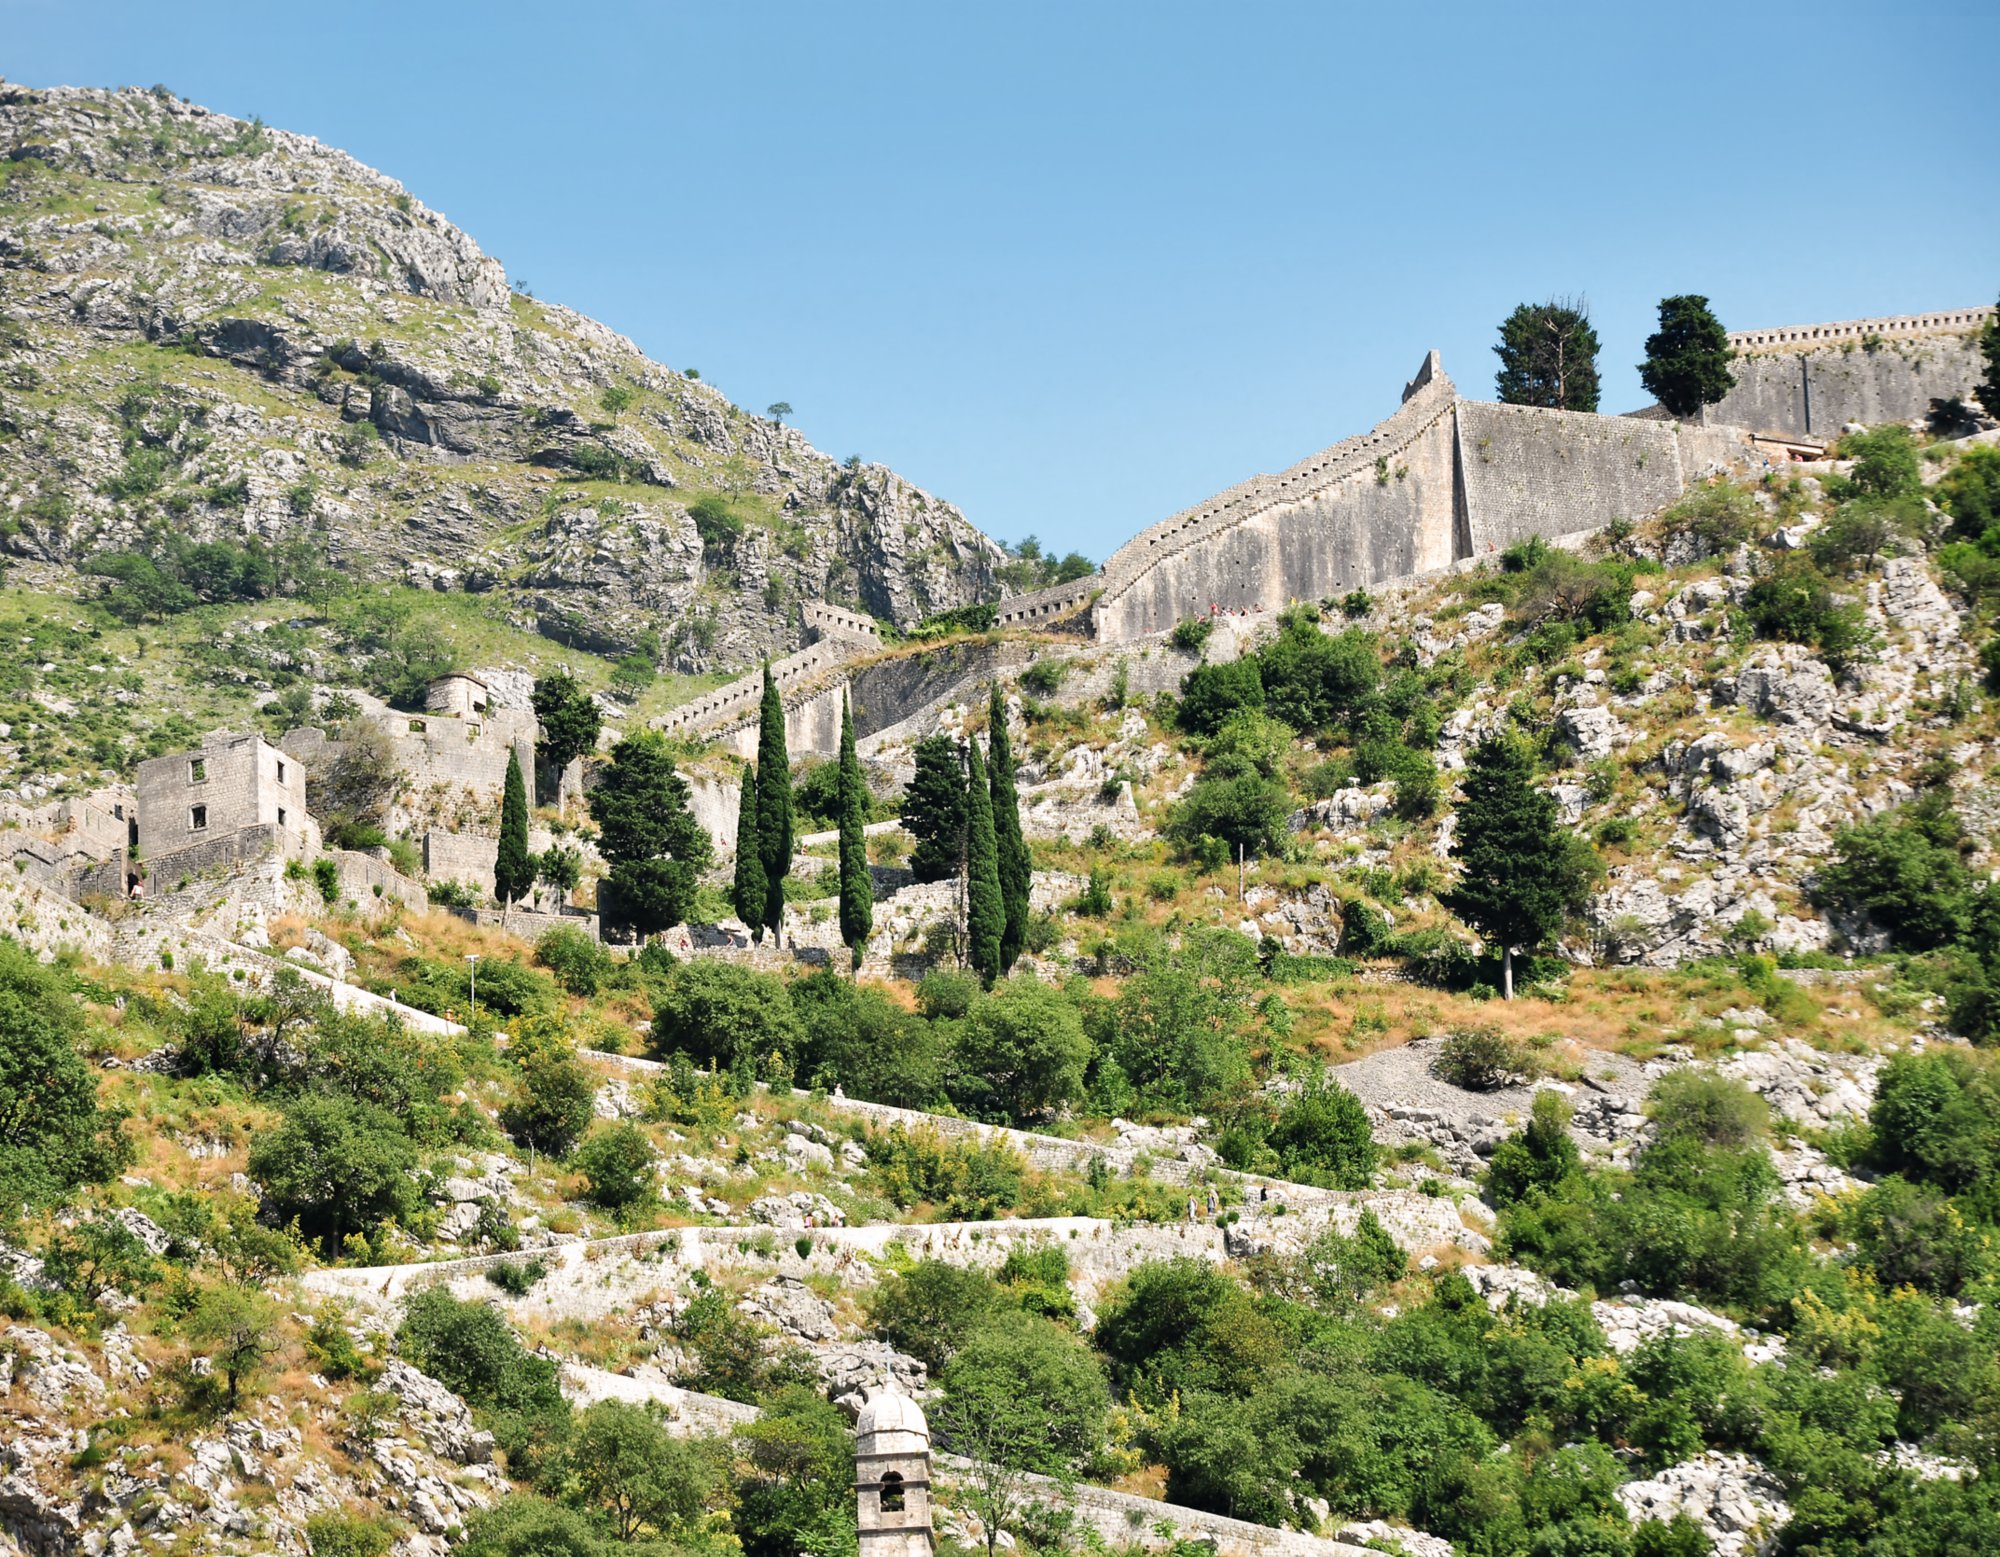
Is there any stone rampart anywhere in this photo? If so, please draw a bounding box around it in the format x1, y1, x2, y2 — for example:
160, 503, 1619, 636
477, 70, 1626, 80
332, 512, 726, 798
421, 826, 557, 895
802, 600, 884, 645
1727, 307, 1991, 352
1454, 401, 1693, 558
1701, 331, 1987, 441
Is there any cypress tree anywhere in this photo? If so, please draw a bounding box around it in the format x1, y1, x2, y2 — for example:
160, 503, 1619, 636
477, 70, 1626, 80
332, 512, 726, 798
753, 662, 793, 944
494, 747, 534, 918
1441, 733, 1595, 999
964, 737, 1004, 984
987, 683, 1031, 971
836, 693, 873, 972
905, 733, 969, 883
1638, 295, 1735, 420
730, 763, 767, 941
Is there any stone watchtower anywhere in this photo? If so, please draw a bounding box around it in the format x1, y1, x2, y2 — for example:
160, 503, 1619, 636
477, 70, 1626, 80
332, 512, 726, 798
856, 1386, 934, 1557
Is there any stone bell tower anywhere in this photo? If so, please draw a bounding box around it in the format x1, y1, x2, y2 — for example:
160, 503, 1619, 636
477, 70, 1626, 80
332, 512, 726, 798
856, 1385, 934, 1557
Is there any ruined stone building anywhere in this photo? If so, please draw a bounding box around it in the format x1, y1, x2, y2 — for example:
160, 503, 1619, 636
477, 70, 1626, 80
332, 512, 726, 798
855, 1386, 934, 1557
134, 730, 316, 886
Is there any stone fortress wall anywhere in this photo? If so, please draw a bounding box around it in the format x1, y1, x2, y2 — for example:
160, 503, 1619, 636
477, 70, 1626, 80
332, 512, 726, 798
652, 600, 883, 759
1697, 306, 1992, 442
650, 309, 1992, 753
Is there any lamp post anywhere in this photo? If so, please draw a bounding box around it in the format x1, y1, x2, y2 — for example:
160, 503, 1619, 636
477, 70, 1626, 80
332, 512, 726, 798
465, 953, 480, 1022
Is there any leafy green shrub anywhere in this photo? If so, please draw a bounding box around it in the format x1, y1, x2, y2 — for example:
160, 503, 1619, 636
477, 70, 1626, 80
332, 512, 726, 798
1433, 1026, 1537, 1091
866, 1258, 1002, 1373
1812, 792, 1979, 951
1742, 556, 1874, 672
1657, 480, 1761, 558
532, 923, 613, 997
497, 1022, 595, 1159
650, 958, 803, 1074
1486, 1091, 1582, 1208
1170, 617, 1214, 653
571, 1123, 656, 1214
311, 856, 340, 904
866, 1126, 1025, 1219
1177, 655, 1264, 736
485, 1257, 549, 1297
1020, 657, 1067, 696
1265, 1080, 1376, 1188
1837, 424, 1922, 500
246, 1094, 418, 1253
302, 1512, 396, 1557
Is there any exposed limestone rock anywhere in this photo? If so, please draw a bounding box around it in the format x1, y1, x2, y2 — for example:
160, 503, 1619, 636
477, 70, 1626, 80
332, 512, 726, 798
1616, 1452, 1791, 1557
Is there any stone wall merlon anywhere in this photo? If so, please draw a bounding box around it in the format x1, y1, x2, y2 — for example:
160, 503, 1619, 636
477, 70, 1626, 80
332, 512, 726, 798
1728, 307, 1993, 352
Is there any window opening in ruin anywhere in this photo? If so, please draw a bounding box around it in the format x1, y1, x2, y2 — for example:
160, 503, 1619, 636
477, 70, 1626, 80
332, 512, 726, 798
277, 808, 287, 827
189, 758, 206, 783
879, 1472, 905, 1512
409, 719, 427, 733
277, 760, 287, 783
190, 805, 207, 831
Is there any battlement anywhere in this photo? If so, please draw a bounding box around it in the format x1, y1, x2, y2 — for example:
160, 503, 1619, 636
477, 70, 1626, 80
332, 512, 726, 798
802, 600, 883, 645
1728, 307, 1992, 353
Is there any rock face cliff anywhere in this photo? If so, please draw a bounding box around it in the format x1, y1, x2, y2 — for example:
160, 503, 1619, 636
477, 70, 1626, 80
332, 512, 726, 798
0, 83, 1005, 668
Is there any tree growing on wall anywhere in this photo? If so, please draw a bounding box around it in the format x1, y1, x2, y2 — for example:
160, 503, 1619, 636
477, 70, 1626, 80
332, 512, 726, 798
1977, 296, 2000, 419
494, 748, 535, 919
836, 694, 873, 971
1493, 298, 1602, 412
588, 730, 714, 940
730, 764, 768, 941
987, 684, 1032, 972
1639, 295, 1735, 419
964, 738, 1005, 984
753, 663, 794, 944
1441, 733, 1597, 999
530, 669, 600, 775
903, 734, 969, 884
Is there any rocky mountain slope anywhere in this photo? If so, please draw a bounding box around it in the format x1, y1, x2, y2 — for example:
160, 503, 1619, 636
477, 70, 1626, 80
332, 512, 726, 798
0, 82, 1005, 668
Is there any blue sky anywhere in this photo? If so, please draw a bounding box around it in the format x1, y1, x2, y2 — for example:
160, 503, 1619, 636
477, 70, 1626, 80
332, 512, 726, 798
8, 0, 1997, 560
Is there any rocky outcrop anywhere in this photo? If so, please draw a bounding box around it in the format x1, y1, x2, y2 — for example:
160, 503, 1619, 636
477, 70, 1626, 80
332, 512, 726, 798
0, 84, 1005, 668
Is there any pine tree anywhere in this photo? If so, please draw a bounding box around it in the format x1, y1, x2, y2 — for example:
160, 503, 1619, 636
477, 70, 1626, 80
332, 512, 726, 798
964, 737, 1004, 985
987, 683, 1031, 972
494, 747, 534, 918
1493, 298, 1601, 412
730, 762, 767, 941
1638, 295, 1735, 419
905, 733, 969, 883
836, 693, 873, 972
753, 662, 793, 944
530, 670, 601, 774
1440, 734, 1595, 999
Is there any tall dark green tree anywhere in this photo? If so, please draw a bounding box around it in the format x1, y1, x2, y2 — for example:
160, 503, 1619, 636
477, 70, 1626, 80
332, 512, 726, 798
493, 748, 534, 916
1440, 734, 1596, 999
588, 731, 714, 940
529, 670, 600, 774
1977, 296, 2000, 419
986, 684, 1031, 972
730, 764, 768, 941
836, 694, 873, 971
964, 738, 1004, 984
1639, 295, 1735, 419
1493, 298, 1602, 412
904, 734, 969, 884
753, 663, 794, 944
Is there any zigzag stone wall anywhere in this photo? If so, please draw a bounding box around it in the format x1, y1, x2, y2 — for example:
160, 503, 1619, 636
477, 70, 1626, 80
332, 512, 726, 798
1081, 353, 1753, 644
